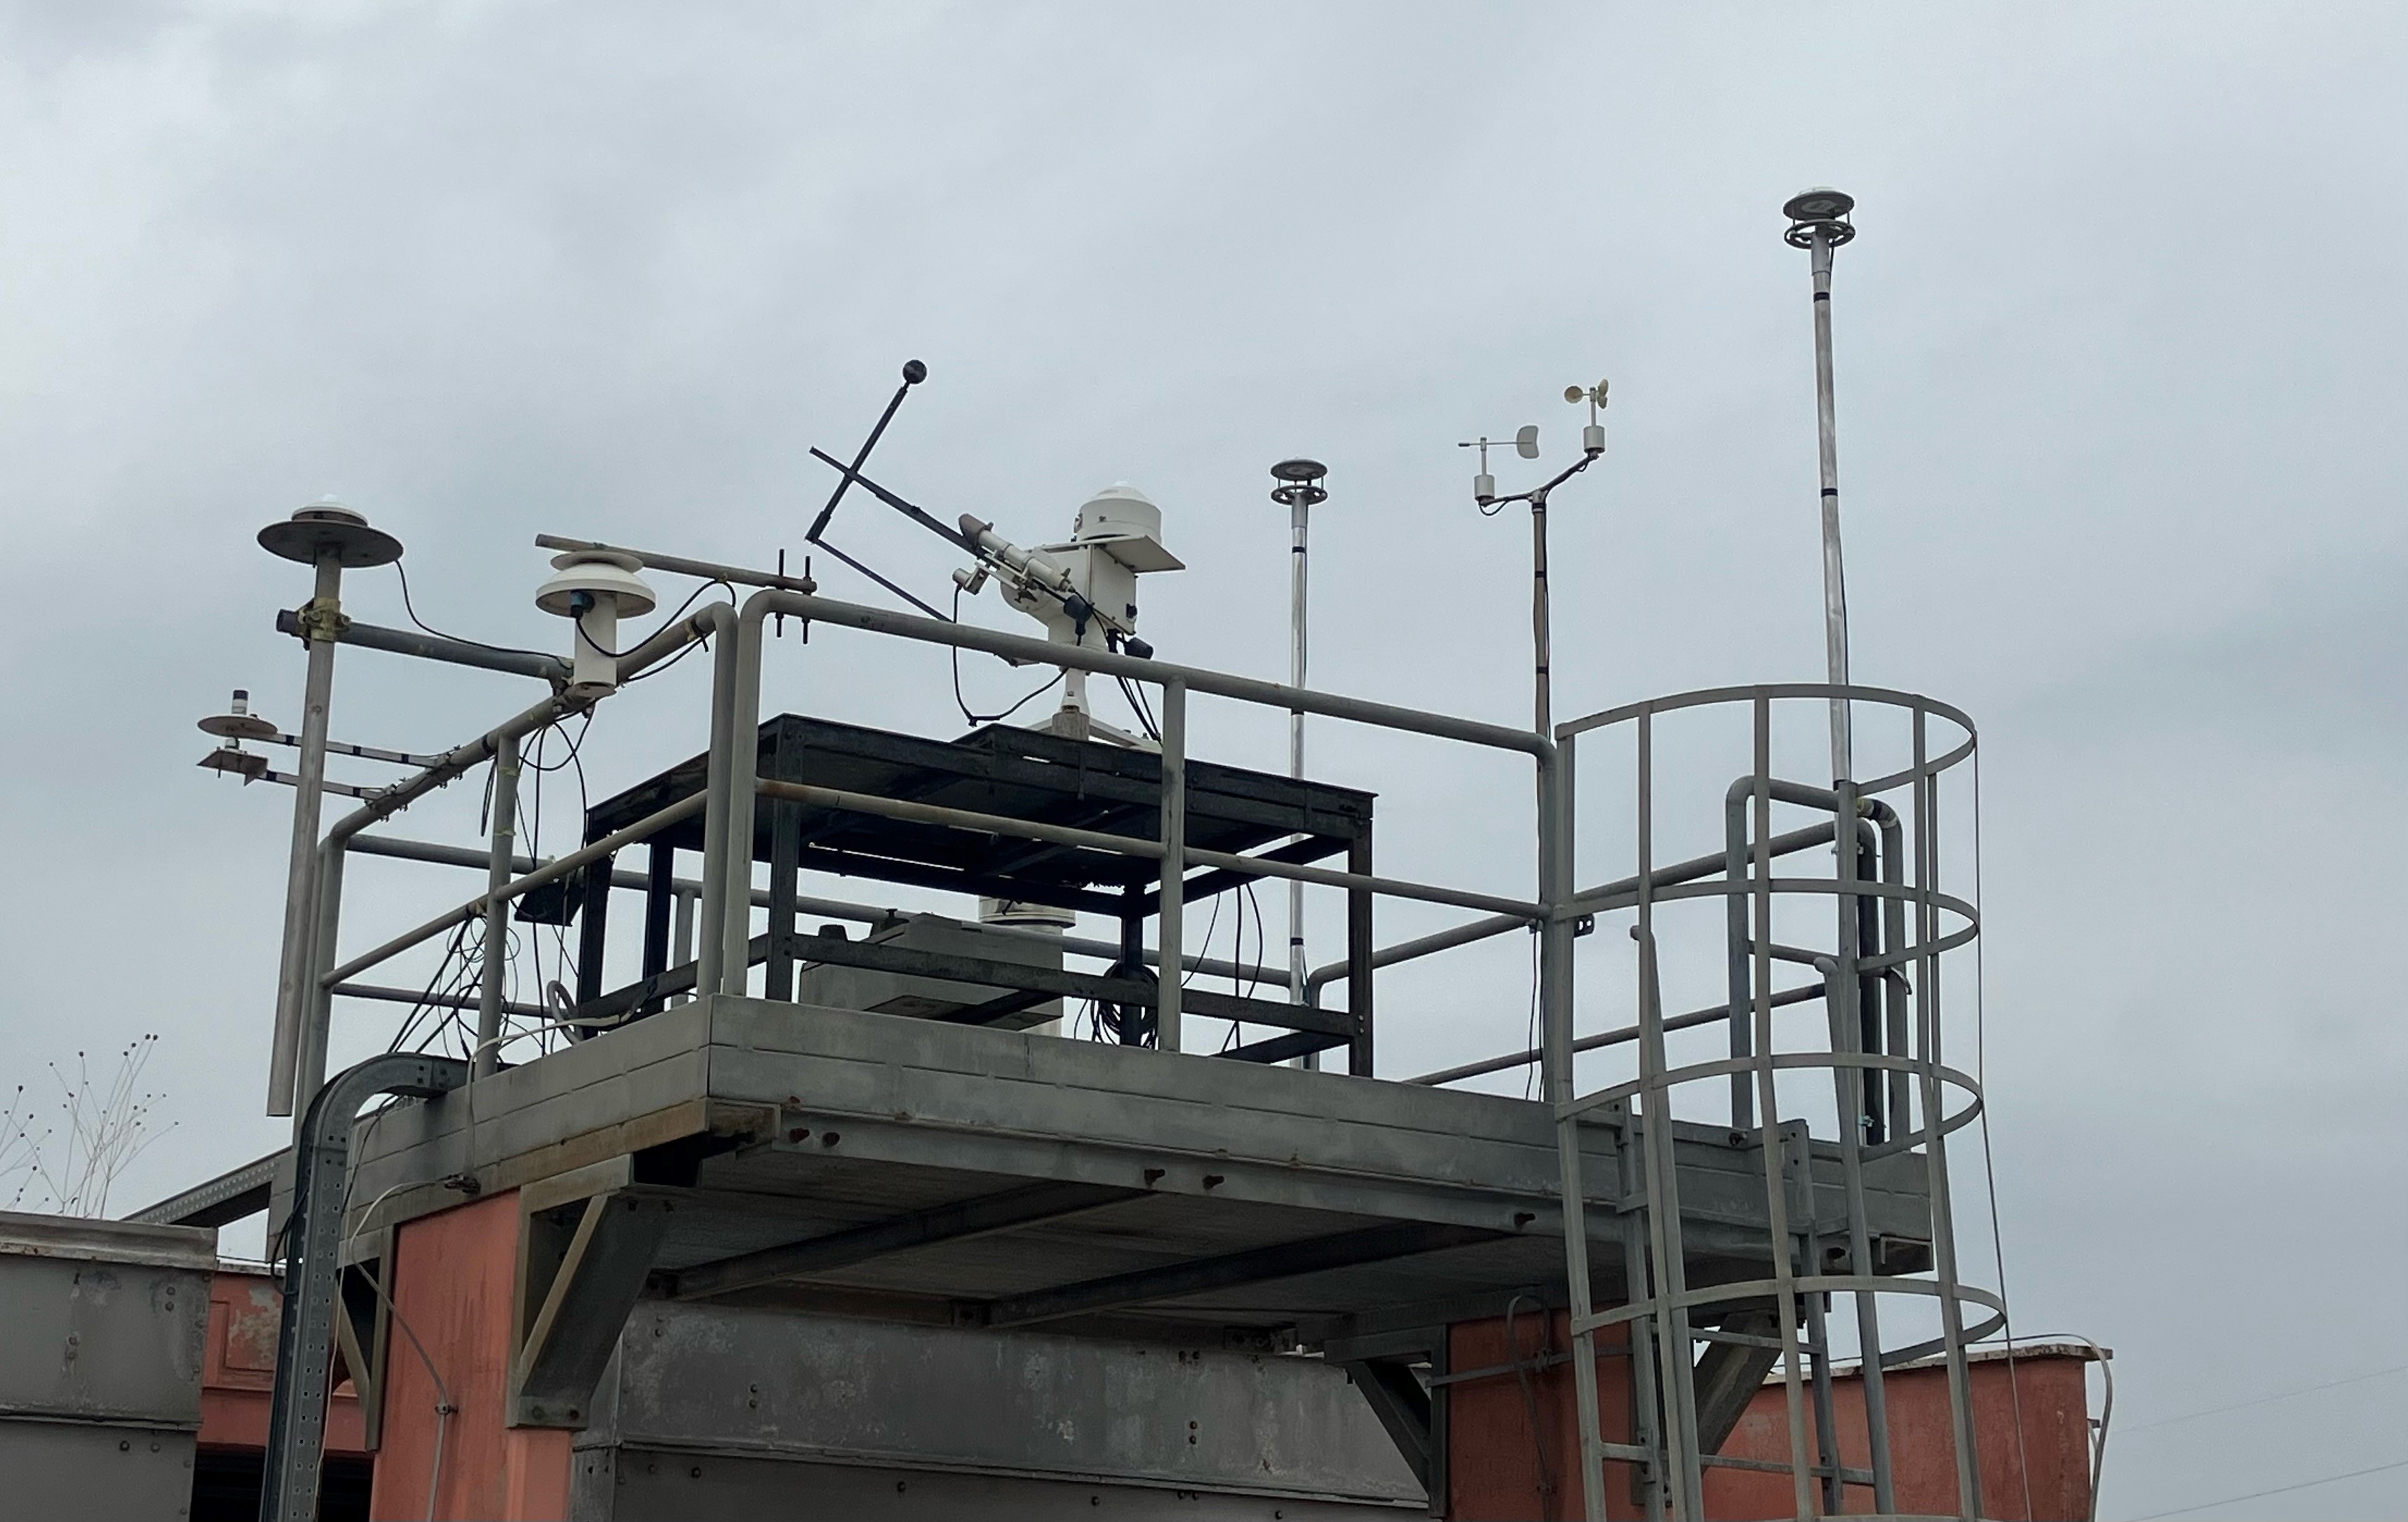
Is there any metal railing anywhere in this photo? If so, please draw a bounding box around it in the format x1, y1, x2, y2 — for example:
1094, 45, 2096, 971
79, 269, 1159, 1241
283, 586, 1558, 1089
1543, 684, 1994, 1522
264, 571, 2012, 1521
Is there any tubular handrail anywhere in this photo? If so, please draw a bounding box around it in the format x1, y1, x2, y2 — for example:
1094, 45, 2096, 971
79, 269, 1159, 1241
713, 589, 1563, 1063
755, 780, 1545, 923
1404, 983, 1826, 1087
316, 793, 705, 990
745, 591, 1555, 760
1304, 819, 1844, 1003
1558, 679, 1974, 749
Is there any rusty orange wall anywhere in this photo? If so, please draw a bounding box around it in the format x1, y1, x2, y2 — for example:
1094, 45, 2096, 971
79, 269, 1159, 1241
367, 1190, 572, 1522
1447, 1312, 2092, 1521
198, 1268, 365, 1456
1449, 1311, 1648, 1520
1710, 1358, 2091, 1519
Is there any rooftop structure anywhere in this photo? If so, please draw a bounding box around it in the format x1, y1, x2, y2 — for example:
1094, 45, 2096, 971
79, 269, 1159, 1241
118, 191, 2080, 1522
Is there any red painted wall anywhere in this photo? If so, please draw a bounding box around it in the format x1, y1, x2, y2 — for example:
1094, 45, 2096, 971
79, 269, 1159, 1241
1447, 1312, 2093, 1520
198, 1267, 367, 1455
366, 1190, 572, 1522
1710, 1358, 2092, 1519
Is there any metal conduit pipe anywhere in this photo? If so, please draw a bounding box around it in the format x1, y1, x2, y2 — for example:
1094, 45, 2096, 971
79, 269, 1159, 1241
1722, 775, 1909, 1133
274, 607, 570, 686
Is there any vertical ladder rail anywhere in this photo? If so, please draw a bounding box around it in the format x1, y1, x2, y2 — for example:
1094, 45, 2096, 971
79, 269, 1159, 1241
1542, 735, 1611, 1521
1915, 707, 1984, 1519
1750, 696, 1820, 1521
1631, 712, 1704, 1518
1824, 778, 1898, 1512
1617, 1128, 1668, 1519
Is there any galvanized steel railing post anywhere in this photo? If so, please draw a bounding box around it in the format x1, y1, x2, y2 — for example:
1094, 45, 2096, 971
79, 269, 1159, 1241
290, 839, 347, 1127
1535, 736, 1607, 1520
1632, 713, 1704, 1518
1749, 698, 1820, 1518
1916, 705, 1984, 1518
718, 597, 778, 998
474, 734, 522, 1077
1157, 679, 1186, 1052
695, 603, 738, 1000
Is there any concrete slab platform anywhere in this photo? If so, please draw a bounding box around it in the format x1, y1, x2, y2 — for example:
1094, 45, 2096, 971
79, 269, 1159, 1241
342, 996, 1933, 1343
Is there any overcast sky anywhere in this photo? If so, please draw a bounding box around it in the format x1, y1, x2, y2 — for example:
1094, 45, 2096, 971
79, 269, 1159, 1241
1, 5, 2400, 1517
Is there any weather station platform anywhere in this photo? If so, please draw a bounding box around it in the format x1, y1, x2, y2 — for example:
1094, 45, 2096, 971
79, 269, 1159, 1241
123, 319, 2069, 1522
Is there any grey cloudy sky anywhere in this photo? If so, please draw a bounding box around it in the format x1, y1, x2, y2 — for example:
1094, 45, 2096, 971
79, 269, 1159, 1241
1, 5, 2400, 1516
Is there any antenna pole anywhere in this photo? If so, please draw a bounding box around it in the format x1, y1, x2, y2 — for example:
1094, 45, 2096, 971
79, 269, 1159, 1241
271, 548, 344, 1122
1289, 491, 1309, 998
1811, 229, 1851, 782
1271, 461, 1328, 1067
1786, 189, 1860, 784
1531, 489, 1552, 737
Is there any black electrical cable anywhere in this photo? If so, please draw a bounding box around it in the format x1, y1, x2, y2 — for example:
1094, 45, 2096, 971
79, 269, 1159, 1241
525, 712, 593, 773
571, 578, 735, 661
393, 561, 556, 661
1181, 894, 1223, 991
1114, 674, 1162, 741
1523, 927, 1541, 1100
1252, 871, 1271, 1006
949, 586, 1064, 727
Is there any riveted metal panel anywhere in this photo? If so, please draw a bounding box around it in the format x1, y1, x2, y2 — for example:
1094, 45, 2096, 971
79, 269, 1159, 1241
585, 1450, 1406, 1519
0, 1422, 198, 1521
0, 1214, 212, 1427
587, 1303, 1421, 1507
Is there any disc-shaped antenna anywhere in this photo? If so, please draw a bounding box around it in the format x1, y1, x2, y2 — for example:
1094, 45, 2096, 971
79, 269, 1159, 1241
199, 711, 277, 740
1271, 458, 1328, 507
1783, 187, 1854, 222
258, 496, 404, 567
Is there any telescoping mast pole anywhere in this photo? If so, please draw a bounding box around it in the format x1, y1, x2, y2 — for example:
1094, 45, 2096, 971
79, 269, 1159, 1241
1270, 459, 1327, 1066
1783, 187, 1858, 784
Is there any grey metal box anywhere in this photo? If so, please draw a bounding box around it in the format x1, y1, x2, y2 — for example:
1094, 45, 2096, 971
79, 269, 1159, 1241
0, 1211, 215, 1522
797, 913, 1064, 1026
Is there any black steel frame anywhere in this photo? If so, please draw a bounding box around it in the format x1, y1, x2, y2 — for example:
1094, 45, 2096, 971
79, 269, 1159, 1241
570, 714, 1381, 1073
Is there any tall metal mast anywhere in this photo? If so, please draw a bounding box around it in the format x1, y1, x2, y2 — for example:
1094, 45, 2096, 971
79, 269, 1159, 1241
1785, 187, 1858, 784
1270, 459, 1327, 1063
257, 498, 402, 1121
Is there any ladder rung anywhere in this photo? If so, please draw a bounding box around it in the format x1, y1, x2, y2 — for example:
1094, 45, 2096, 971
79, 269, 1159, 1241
1691, 1326, 1790, 1352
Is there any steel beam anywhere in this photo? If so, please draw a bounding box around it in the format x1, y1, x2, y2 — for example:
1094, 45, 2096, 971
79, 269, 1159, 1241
982, 1221, 1509, 1329
671, 1181, 1145, 1301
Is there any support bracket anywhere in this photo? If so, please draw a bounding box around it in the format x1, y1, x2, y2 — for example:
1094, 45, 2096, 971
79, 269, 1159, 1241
508, 1155, 675, 1429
